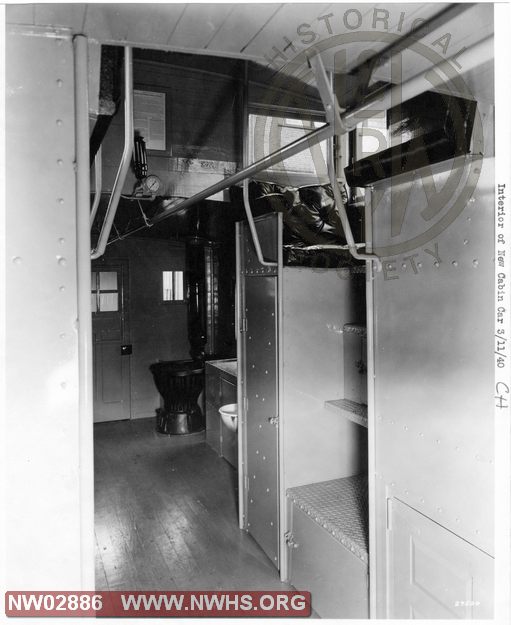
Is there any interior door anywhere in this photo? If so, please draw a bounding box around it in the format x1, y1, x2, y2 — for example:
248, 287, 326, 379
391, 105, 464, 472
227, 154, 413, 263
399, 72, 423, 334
91, 261, 131, 422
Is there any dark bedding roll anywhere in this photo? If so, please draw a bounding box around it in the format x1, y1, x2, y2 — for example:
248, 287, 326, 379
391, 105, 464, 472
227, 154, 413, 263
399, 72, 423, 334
231, 181, 361, 266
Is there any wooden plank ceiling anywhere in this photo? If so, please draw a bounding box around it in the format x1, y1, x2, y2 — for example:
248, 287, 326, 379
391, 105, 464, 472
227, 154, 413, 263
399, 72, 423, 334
6, 3, 493, 81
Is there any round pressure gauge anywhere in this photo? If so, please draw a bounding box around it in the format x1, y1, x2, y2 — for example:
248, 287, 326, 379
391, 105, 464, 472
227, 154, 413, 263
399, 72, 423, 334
142, 174, 162, 195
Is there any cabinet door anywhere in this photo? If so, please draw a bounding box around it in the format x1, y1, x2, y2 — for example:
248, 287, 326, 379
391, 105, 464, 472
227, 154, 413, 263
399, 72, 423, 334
389, 498, 493, 619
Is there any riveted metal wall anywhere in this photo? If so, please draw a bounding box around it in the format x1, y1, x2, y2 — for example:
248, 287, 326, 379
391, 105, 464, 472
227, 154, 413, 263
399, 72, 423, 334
239, 214, 281, 567
5, 25, 83, 586
370, 149, 495, 615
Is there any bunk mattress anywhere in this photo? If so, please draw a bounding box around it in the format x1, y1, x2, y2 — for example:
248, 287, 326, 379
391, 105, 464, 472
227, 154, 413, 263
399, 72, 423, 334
287, 474, 368, 564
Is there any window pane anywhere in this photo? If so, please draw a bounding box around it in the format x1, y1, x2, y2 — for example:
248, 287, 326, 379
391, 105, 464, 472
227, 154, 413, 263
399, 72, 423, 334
249, 114, 328, 176
174, 272, 184, 300
163, 271, 173, 300
99, 292, 118, 312
91, 271, 97, 291
163, 270, 184, 301
99, 271, 118, 291
91, 292, 97, 313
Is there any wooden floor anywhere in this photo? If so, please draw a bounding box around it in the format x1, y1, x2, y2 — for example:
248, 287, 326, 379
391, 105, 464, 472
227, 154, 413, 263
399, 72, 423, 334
94, 418, 293, 591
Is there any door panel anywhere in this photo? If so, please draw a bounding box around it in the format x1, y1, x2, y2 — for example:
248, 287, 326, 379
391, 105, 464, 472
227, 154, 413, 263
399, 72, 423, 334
92, 262, 131, 422
245, 275, 279, 567
389, 498, 493, 619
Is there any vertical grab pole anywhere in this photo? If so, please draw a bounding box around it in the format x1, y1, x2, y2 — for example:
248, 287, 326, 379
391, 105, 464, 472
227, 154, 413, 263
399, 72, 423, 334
237, 62, 249, 531
308, 52, 382, 271
73, 34, 95, 588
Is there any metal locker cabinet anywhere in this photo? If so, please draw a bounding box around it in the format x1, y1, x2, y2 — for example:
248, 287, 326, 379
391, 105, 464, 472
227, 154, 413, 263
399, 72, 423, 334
238, 214, 281, 567
238, 212, 367, 587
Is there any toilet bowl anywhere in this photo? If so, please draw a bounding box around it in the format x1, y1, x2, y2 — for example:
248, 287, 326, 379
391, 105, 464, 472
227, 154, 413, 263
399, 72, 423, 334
219, 403, 238, 432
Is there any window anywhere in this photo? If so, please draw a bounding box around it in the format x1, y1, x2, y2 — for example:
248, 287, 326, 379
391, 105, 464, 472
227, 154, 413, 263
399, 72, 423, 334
91, 271, 119, 313
133, 90, 166, 151
162, 271, 185, 302
248, 113, 329, 182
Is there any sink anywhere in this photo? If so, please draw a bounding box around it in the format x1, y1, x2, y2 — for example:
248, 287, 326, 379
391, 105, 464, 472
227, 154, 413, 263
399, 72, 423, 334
219, 403, 238, 432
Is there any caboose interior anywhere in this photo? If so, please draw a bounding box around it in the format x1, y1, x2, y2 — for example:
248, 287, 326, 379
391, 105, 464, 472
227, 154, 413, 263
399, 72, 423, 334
4, 2, 507, 621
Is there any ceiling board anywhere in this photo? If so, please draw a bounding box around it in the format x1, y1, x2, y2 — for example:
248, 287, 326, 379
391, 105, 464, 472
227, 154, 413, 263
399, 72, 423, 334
34, 4, 87, 32
206, 4, 283, 53
241, 3, 333, 56
8, 3, 493, 87
371, 3, 450, 31
371, 3, 494, 85
168, 4, 237, 49
82, 4, 130, 43
6, 4, 36, 26
123, 4, 188, 47
84, 4, 186, 45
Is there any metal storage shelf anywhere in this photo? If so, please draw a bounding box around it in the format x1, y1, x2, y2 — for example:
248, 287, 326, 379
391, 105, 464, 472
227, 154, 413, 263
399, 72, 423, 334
287, 475, 369, 564
325, 398, 368, 428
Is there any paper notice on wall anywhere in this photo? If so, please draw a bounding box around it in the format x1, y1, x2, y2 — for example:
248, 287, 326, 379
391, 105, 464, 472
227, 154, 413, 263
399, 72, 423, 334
133, 90, 166, 151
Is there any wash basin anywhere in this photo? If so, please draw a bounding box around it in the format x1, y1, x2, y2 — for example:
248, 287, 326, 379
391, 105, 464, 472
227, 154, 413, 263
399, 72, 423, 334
219, 403, 238, 432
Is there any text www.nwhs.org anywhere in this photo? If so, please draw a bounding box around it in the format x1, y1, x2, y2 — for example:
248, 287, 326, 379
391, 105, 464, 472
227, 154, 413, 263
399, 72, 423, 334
5, 591, 311, 617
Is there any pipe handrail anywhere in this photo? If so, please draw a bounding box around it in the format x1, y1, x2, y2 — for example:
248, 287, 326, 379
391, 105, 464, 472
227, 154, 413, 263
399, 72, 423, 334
341, 35, 494, 132
242, 179, 278, 267
308, 53, 383, 270
91, 46, 133, 259
149, 124, 333, 225
89, 146, 102, 227
104, 34, 493, 254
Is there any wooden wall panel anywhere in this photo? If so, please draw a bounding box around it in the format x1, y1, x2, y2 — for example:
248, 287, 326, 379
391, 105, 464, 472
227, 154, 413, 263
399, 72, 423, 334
101, 56, 241, 198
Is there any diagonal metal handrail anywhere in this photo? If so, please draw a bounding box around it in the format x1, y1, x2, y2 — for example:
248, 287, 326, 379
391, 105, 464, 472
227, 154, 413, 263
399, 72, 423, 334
91, 46, 133, 259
